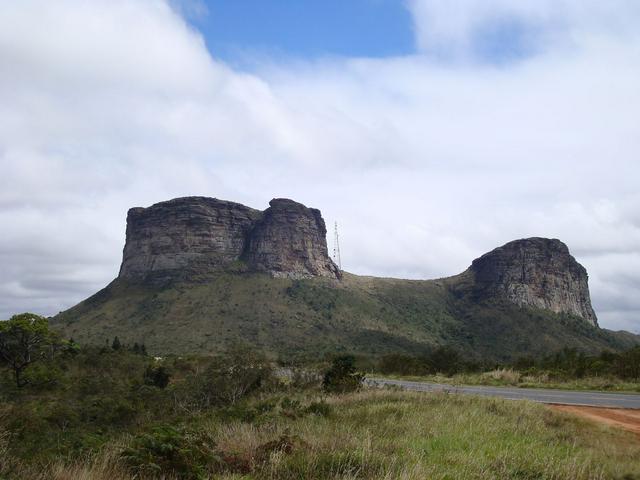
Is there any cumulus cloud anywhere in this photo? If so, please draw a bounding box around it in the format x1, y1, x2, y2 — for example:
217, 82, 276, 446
1, 0, 639, 333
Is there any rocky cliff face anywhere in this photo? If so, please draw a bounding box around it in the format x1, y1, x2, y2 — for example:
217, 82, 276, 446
468, 238, 598, 326
244, 198, 340, 278
119, 197, 262, 282
118, 198, 596, 325
118, 196, 339, 282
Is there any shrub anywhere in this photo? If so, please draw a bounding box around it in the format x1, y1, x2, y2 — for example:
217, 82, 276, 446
322, 356, 364, 393
378, 354, 428, 376
217, 404, 260, 423
426, 346, 462, 375
121, 425, 219, 479
144, 365, 171, 389
81, 396, 138, 427
172, 346, 273, 412
280, 397, 303, 418
21, 362, 63, 390
255, 433, 306, 461
306, 400, 333, 417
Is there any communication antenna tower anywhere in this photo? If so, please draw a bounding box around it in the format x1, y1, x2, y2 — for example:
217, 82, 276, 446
333, 222, 342, 271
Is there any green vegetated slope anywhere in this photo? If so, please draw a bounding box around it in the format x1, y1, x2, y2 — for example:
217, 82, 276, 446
52, 271, 638, 361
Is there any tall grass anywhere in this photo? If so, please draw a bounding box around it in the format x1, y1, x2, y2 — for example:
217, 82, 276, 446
382, 371, 640, 392
46, 448, 129, 480
481, 368, 521, 385
32, 390, 640, 480
0, 422, 13, 476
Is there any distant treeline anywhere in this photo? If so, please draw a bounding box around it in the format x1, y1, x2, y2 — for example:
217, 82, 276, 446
373, 346, 640, 380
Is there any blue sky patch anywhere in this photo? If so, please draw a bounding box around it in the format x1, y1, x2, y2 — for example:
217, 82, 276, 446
188, 0, 415, 63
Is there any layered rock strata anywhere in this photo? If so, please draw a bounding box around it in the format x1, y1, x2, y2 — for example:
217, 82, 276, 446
244, 198, 340, 278
468, 237, 598, 326
118, 197, 597, 325
118, 196, 340, 282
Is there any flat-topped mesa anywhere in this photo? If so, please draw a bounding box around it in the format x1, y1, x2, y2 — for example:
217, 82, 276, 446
244, 198, 340, 279
118, 196, 339, 282
468, 237, 598, 326
119, 197, 262, 282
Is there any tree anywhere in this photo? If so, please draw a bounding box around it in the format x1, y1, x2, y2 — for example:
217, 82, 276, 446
112, 336, 122, 351
0, 313, 59, 387
616, 346, 640, 380
322, 355, 364, 393
426, 346, 462, 375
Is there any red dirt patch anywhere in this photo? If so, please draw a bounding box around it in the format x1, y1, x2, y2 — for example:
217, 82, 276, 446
550, 405, 640, 436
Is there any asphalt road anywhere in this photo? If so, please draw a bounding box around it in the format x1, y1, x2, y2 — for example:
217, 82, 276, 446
367, 378, 640, 409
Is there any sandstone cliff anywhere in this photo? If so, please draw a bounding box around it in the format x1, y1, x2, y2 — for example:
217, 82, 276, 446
53, 202, 624, 358
118, 196, 339, 282
117, 197, 596, 325
244, 198, 340, 278
468, 238, 598, 326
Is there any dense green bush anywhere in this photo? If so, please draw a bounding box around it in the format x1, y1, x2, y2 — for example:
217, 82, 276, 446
376, 346, 477, 376
0, 343, 279, 465
306, 400, 333, 417
322, 355, 364, 393
144, 364, 171, 388
378, 353, 429, 376
534, 346, 640, 380
122, 425, 219, 479
375, 345, 640, 382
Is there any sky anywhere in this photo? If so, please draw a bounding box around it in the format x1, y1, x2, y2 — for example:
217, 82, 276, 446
1, 0, 639, 332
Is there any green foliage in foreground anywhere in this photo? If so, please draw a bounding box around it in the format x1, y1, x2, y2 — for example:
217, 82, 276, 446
0, 313, 62, 387
121, 425, 219, 479
0, 338, 275, 467
3, 388, 640, 479
0, 338, 639, 479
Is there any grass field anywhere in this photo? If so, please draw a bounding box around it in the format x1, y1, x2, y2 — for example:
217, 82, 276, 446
7, 389, 640, 480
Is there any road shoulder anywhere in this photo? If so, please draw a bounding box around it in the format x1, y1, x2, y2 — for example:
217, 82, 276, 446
549, 405, 640, 436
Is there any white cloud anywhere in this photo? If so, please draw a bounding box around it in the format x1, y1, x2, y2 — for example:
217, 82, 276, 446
0, 0, 639, 333
407, 0, 640, 61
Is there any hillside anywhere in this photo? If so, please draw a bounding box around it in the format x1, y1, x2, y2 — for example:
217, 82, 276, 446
52, 271, 636, 362
51, 196, 639, 361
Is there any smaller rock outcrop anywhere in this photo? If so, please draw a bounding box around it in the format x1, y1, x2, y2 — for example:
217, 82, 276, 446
244, 198, 340, 278
469, 238, 598, 326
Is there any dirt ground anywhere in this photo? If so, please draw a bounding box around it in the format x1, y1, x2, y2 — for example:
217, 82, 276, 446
550, 404, 640, 436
